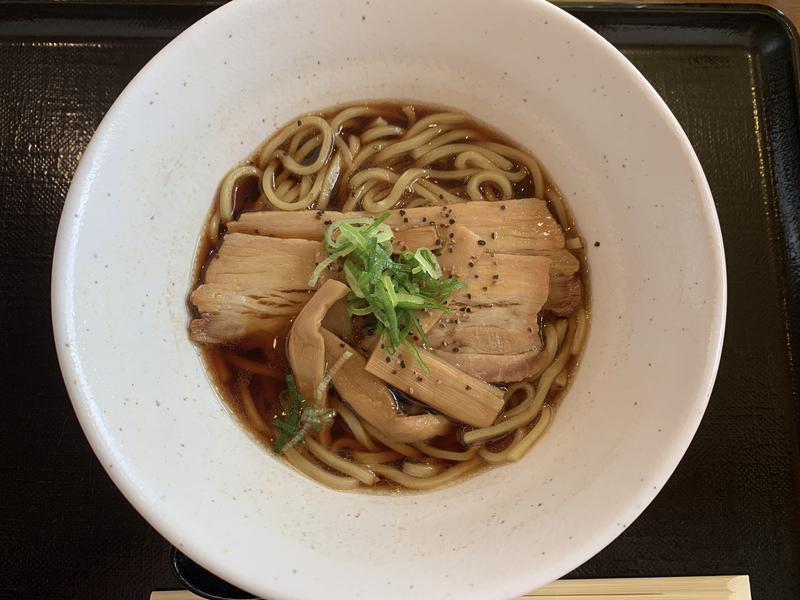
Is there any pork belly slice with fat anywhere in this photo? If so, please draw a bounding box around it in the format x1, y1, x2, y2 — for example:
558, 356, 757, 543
228, 199, 565, 253
431, 349, 550, 385
545, 275, 583, 316
228, 202, 580, 312
427, 348, 548, 385
191, 215, 574, 349
202, 233, 323, 288
190, 286, 308, 344
189, 233, 322, 345
537, 249, 582, 315
452, 252, 551, 306
321, 329, 451, 443
427, 253, 552, 382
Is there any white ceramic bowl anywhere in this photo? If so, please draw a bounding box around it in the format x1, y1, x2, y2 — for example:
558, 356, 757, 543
51, 0, 726, 598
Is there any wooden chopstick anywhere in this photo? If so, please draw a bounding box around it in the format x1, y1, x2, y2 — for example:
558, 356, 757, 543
523, 575, 751, 599
150, 575, 751, 600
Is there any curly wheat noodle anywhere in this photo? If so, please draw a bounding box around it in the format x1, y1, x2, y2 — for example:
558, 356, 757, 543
206, 210, 220, 243
256, 116, 327, 168
331, 399, 380, 452
349, 167, 398, 189
566, 237, 583, 250
238, 377, 269, 434
329, 437, 364, 454
299, 175, 312, 199
360, 169, 429, 212
414, 441, 481, 461
207, 350, 233, 385
542, 323, 559, 371
415, 143, 515, 170
333, 135, 353, 168
371, 126, 446, 164
275, 178, 296, 197
553, 370, 568, 388
338, 170, 376, 211
361, 124, 405, 144
348, 134, 361, 154
263, 159, 326, 210
413, 179, 467, 206
478, 429, 525, 464
283, 446, 361, 490
425, 168, 481, 180
402, 460, 445, 477
403, 112, 465, 138
318, 427, 333, 448
403, 197, 439, 208
348, 178, 383, 208
545, 187, 571, 230
571, 307, 588, 355
218, 164, 262, 223
467, 170, 514, 201
507, 404, 553, 462
361, 421, 423, 458
258, 122, 314, 169
366, 456, 483, 490
477, 141, 545, 199
316, 153, 342, 210
286, 128, 315, 154
410, 129, 486, 159
271, 174, 301, 204
275, 183, 300, 204
401, 105, 416, 127
276, 133, 323, 184
306, 438, 377, 485
362, 184, 393, 209
352, 450, 403, 464
329, 106, 384, 133
454, 150, 527, 182
350, 141, 386, 173
291, 133, 322, 163
277, 118, 332, 175
463, 320, 575, 445
556, 317, 568, 346
340, 196, 359, 212
500, 381, 538, 420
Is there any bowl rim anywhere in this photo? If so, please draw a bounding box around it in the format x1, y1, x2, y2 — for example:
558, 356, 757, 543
51, 0, 727, 597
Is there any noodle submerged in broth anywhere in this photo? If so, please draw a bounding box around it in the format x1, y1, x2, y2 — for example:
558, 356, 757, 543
189, 101, 588, 492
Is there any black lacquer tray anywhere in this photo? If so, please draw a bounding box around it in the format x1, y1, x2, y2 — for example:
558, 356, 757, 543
1, 3, 798, 599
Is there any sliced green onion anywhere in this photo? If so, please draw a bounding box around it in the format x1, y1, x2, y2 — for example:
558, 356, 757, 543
382, 273, 398, 306
343, 260, 364, 298
313, 213, 465, 371
414, 248, 443, 279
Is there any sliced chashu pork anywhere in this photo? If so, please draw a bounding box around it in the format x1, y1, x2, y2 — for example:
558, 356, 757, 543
227, 199, 581, 314
228, 198, 564, 253
191, 202, 578, 350
190, 234, 322, 344
427, 253, 553, 383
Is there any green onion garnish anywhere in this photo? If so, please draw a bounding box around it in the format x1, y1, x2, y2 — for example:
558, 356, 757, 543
308, 213, 465, 369
273, 373, 334, 454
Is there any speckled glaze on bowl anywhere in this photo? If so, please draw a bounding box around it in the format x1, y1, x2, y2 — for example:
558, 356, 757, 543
51, 0, 726, 598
